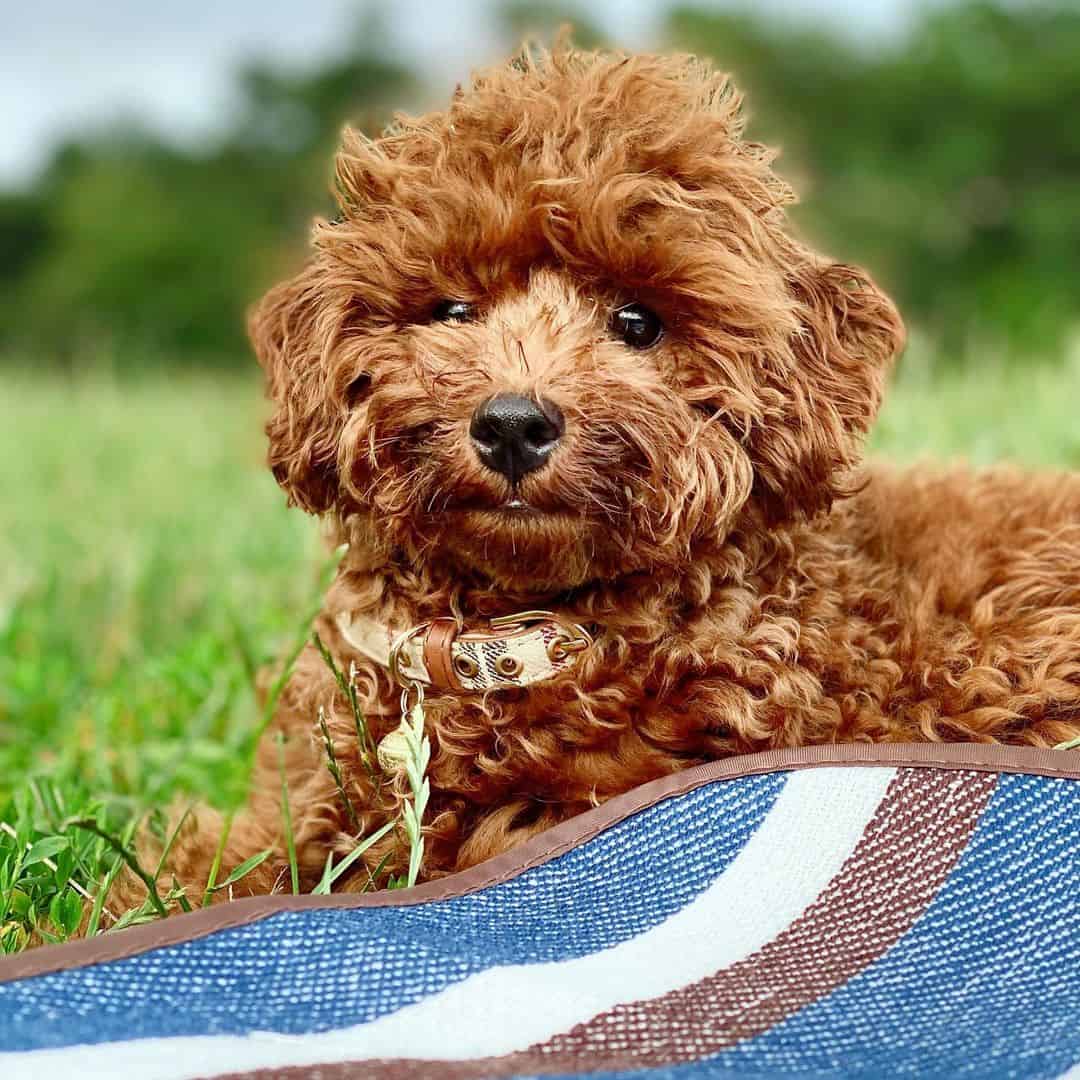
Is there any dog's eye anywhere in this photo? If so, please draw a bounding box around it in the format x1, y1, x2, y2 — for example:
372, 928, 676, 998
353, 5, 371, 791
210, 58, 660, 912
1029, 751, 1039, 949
612, 303, 664, 349
431, 299, 474, 323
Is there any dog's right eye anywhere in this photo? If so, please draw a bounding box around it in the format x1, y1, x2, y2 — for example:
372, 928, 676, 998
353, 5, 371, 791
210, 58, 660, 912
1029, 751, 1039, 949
431, 299, 474, 323
612, 303, 664, 349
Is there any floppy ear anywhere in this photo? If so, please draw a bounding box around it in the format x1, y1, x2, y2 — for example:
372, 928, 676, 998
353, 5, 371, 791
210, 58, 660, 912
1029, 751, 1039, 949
747, 259, 905, 522
248, 261, 345, 514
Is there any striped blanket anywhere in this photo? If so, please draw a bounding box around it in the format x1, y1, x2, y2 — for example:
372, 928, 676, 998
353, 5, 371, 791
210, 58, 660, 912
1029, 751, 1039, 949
2, 744, 1079, 1079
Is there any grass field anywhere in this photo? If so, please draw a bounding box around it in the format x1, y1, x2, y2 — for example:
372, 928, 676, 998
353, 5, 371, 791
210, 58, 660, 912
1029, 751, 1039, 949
4, 346, 1080, 949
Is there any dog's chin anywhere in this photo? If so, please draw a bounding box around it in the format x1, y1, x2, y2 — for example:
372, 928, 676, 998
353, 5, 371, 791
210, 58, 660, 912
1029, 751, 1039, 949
439, 505, 599, 592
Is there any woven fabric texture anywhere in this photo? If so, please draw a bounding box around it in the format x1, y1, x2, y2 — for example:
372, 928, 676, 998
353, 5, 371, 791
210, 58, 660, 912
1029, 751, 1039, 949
0, 762, 1077, 1080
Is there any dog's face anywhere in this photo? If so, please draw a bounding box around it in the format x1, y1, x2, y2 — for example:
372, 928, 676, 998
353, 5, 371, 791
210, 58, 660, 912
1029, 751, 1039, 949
252, 49, 904, 591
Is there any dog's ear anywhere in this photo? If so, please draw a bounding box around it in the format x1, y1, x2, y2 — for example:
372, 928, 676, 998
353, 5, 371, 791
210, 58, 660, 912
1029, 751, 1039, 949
248, 261, 344, 514
748, 259, 905, 522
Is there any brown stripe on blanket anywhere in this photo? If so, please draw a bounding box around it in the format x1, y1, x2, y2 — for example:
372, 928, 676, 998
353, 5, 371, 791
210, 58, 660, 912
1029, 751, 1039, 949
216, 767, 996, 1080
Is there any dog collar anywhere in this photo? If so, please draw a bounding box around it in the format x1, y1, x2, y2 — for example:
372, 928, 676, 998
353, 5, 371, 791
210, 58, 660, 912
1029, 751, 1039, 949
334, 609, 594, 694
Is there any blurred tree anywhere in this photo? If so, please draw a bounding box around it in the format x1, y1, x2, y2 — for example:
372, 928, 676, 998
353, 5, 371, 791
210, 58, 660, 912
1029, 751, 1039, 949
0, 15, 414, 368
0, 191, 50, 286
499, 0, 607, 48
667, 1, 1080, 353
0, 1, 1076, 368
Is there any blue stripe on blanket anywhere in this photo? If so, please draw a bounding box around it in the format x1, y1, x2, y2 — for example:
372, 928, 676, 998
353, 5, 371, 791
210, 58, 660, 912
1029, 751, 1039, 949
0, 771, 786, 1051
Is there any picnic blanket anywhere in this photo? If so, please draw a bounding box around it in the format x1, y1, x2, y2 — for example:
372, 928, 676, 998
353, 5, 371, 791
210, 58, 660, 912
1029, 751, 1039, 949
1, 743, 1079, 1080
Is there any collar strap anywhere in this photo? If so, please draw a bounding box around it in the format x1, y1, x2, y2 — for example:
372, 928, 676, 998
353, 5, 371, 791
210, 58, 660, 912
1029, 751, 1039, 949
335, 609, 594, 694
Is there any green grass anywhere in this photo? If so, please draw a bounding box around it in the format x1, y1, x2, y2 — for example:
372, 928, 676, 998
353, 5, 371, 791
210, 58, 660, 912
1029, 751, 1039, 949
1, 372, 321, 947
870, 337, 1080, 468
3, 346, 1080, 950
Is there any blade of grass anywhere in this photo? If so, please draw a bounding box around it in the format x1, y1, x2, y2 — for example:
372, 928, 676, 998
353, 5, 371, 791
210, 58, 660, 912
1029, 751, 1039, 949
206, 848, 274, 894
277, 734, 299, 896
314, 851, 335, 895
152, 804, 193, 882
363, 850, 394, 893
311, 821, 395, 895
226, 608, 259, 688
0, 825, 26, 921
150, 805, 196, 914
62, 817, 168, 918
201, 811, 234, 907
312, 631, 377, 772
317, 706, 360, 830
86, 854, 123, 936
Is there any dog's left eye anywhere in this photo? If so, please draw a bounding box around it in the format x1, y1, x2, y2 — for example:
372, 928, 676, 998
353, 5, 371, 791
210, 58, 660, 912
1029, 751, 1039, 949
431, 299, 475, 323
612, 303, 664, 349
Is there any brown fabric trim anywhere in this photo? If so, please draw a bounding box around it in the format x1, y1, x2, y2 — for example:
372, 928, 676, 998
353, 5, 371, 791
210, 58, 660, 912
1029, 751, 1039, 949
2, 741, 1075, 984
423, 617, 462, 691
225, 769, 995, 1080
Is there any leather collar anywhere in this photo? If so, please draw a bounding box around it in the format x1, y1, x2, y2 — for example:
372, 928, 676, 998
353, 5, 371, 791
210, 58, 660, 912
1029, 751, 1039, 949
335, 609, 594, 693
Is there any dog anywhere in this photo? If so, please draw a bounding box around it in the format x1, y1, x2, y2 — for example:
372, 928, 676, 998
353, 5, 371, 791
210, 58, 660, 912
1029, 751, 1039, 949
150, 44, 1080, 900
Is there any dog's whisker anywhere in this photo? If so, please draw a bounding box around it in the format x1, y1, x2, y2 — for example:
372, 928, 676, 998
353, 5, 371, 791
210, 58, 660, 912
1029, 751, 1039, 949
431, 367, 481, 383
368, 434, 406, 452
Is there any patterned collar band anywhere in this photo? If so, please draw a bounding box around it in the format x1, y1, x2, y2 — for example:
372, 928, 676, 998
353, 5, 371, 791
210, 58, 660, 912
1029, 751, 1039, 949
334, 609, 594, 694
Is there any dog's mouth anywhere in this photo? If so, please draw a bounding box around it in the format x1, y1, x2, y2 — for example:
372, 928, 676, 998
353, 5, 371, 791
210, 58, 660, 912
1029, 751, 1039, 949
446, 496, 574, 520
436, 491, 596, 589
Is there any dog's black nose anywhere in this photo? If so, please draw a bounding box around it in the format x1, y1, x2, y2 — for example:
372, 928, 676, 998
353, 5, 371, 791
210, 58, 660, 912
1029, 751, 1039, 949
469, 394, 564, 483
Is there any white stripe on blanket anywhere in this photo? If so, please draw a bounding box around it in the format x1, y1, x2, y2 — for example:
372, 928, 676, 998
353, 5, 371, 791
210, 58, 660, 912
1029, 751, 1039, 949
3, 767, 895, 1080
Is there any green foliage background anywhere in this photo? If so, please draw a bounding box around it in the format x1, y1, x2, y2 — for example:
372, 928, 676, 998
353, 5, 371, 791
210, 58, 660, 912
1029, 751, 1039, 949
2, 1, 1078, 368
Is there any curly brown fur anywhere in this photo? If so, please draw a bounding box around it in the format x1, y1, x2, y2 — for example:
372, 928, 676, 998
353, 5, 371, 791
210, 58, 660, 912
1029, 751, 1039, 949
124, 44, 1080, 906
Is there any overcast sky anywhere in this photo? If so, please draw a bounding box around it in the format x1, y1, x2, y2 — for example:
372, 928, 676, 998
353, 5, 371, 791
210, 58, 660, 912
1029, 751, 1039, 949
2, 0, 927, 186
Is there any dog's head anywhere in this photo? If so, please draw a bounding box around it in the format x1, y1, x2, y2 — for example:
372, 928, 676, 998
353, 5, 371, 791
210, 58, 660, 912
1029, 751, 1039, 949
251, 47, 904, 592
